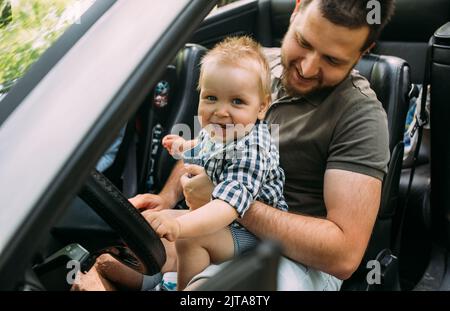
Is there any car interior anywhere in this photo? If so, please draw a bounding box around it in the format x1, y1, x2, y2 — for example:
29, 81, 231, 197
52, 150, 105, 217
3, 0, 450, 291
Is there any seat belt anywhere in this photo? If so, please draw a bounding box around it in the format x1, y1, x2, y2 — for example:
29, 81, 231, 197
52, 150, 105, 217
394, 37, 434, 255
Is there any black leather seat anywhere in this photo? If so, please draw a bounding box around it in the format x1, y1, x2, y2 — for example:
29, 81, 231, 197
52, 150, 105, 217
341, 54, 411, 290
376, 0, 450, 289
356, 54, 411, 153
153, 44, 207, 190
373, 0, 450, 84
98, 44, 207, 197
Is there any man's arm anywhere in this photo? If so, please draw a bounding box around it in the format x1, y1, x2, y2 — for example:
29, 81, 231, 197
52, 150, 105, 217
159, 160, 185, 205
239, 169, 381, 280
130, 160, 185, 210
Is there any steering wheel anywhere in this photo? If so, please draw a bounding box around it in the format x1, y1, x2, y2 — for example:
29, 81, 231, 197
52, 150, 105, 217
79, 170, 166, 276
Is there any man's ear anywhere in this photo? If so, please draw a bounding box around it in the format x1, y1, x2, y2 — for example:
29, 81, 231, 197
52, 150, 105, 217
364, 42, 376, 55
258, 95, 271, 120
358, 42, 376, 62
290, 0, 301, 24
290, 12, 298, 24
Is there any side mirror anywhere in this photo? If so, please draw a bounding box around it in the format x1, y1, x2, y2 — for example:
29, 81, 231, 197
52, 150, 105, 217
0, 0, 12, 28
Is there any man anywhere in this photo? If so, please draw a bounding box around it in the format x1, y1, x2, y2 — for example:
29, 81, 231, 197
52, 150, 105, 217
74, 0, 395, 291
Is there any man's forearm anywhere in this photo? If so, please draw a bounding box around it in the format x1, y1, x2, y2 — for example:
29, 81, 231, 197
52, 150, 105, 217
240, 202, 353, 279
159, 160, 185, 206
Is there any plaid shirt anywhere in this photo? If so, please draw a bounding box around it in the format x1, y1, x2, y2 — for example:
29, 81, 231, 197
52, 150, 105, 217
184, 121, 288, 218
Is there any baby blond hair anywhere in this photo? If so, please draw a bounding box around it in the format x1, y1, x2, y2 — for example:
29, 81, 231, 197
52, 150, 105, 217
198, 36, 271, 100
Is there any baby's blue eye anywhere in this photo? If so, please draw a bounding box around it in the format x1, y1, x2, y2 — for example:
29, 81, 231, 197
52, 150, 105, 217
232, 98, 244, 105
206, 95, 217, 101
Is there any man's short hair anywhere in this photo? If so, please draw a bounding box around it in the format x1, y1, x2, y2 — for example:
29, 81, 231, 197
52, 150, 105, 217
298, 0, 395, 51
198, 36, 271, 99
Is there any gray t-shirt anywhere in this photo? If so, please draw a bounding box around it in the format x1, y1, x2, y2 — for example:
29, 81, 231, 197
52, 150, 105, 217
264, 48, 389, 217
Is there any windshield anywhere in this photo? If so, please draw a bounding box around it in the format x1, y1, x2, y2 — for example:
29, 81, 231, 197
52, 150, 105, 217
0, 0, 95, 96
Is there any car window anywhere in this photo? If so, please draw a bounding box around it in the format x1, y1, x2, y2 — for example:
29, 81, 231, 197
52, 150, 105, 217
0, 0, 95, 98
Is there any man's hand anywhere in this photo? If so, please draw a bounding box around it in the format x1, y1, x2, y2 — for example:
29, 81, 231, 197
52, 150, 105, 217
180, 164, 214, 209
129, 193, 171, 211
142, 210, 181, 242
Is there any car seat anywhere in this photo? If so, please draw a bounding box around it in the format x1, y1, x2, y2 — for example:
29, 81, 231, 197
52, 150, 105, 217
375, 0, 450, 289
341, 54, 411, 290
152, 44, 208, 191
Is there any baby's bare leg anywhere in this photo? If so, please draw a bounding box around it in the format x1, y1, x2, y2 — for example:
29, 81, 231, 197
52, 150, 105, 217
95, 254, 143, 290
71, 262, 118, 291
147, 209, 189, 273
175, 227, 235, 290
158, 209, 189, 272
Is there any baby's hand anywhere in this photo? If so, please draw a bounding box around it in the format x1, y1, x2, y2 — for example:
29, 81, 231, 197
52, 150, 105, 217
162, 135, 186, 156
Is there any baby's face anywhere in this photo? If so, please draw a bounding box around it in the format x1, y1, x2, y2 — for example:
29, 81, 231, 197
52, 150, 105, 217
198, 60, 266, 142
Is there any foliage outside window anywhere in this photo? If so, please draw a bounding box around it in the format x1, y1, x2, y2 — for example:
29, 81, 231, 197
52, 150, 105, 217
0, 0, 93, 94
0, 0, 239, 96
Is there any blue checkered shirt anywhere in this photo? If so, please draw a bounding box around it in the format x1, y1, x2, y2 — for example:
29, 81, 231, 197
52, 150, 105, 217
183, 121, 288, 218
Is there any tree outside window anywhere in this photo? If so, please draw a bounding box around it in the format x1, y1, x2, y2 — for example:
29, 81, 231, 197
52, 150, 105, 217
0, 0, 93, 95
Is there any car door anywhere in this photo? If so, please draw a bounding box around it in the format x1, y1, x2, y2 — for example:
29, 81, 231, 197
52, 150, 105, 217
0, 0, 216, 290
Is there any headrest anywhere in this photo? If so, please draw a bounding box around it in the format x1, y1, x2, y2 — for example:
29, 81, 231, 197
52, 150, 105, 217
262, 0, 450, 46
379, 0, 450, 42
355, 54, 410, 152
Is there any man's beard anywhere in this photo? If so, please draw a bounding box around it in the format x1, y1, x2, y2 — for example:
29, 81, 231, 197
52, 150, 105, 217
280, 52, 357, 98
280, 66, 321, 97
280, 55, 327, 97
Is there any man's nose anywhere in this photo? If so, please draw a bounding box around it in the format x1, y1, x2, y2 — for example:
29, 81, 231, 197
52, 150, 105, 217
301, 52, 320, 79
